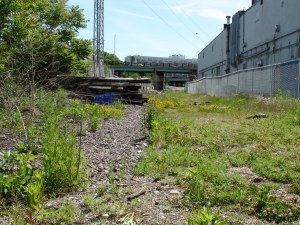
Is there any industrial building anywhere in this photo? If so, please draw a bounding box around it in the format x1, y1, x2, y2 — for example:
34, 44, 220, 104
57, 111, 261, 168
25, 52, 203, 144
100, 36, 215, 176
198, 0, 300, 78
187, 0, 300, 97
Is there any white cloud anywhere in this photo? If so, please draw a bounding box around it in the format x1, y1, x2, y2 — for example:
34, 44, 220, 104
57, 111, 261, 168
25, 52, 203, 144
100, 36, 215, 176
112, 8, 155, 20
171, 0, 250, 21
200, 8, 227, 22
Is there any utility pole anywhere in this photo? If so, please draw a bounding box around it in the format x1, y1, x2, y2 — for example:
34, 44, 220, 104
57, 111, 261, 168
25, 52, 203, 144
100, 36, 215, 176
93, 0, 105, 77
114, 34, 116, 66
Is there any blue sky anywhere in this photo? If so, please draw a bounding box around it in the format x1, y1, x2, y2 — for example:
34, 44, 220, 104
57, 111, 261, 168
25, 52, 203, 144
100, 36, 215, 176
67, 0, 250, 61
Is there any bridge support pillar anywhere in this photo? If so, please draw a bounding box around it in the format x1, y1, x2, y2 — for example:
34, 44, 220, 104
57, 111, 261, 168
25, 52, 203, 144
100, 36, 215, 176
152, 71, 164, 91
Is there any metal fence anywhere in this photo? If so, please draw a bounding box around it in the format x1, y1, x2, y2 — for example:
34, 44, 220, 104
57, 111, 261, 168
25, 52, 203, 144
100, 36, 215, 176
186, 59, 300, 98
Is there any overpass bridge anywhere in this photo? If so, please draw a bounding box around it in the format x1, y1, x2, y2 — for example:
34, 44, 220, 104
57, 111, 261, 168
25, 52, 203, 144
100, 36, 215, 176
111, 65, 197, 90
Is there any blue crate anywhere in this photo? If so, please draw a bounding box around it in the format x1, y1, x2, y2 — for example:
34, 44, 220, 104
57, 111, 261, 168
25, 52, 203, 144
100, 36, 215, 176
94, 93, 118, 104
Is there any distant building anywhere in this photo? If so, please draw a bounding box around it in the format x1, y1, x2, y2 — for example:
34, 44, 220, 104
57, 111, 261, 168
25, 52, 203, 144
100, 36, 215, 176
125, 54, 197, 68
198, 0, 300, 78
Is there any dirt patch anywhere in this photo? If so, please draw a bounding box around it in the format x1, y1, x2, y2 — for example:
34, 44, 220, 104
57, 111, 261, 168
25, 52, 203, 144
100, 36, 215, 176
0, 128, 18, 152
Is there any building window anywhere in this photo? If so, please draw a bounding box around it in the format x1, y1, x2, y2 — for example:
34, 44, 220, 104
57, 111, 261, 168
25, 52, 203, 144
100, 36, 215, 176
203, 53, 204, 58
260, 0, 263, 4
212, 46, 214, 52
216, 66, 220, 76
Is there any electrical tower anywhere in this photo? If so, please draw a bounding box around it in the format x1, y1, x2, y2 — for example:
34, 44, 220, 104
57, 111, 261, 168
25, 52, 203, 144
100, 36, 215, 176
93, 0, 105, 77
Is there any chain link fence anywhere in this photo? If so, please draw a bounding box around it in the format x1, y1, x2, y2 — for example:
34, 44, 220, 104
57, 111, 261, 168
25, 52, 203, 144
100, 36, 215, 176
186, 59, 300, 98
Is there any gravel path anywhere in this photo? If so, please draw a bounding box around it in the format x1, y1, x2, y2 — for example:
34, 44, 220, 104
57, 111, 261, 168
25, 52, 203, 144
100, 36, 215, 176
81, 104, 188, 224
83, 104, 148, 183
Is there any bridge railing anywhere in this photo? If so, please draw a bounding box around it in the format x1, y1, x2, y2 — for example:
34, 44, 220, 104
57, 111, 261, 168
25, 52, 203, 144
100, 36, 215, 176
124, 62, 197, 69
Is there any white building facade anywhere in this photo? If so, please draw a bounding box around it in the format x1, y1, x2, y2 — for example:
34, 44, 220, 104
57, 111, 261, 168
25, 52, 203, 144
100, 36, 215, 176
198, 0, 300, 78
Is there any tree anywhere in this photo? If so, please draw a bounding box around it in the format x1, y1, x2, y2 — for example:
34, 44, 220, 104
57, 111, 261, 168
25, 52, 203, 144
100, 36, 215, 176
104, 52, 124, 66
0, 0, 93, 85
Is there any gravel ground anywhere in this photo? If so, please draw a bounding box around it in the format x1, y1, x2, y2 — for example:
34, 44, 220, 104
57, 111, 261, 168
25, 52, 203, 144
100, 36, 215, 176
80, 104, 189, 224
83, 104, 148, 183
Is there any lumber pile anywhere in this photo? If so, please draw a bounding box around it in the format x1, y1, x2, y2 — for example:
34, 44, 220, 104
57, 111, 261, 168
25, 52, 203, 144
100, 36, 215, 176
48, 75, 152, 105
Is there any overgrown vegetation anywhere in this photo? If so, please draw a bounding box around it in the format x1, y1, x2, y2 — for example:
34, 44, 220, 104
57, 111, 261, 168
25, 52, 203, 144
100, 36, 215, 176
0, 88, 125, 223
0, 1, 130, 223
136, 91, 300, 224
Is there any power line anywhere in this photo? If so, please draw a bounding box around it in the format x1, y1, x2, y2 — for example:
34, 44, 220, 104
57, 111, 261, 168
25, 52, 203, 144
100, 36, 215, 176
142, 0, 200, 50
173, 0, 214, 40
159, 0, 206, 43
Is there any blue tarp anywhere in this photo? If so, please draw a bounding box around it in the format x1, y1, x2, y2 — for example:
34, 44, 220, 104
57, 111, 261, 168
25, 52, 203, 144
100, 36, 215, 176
93, 93, 118, 104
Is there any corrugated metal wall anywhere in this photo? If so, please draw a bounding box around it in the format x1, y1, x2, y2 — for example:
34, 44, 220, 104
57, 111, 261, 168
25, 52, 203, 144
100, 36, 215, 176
186, 59, 300, 98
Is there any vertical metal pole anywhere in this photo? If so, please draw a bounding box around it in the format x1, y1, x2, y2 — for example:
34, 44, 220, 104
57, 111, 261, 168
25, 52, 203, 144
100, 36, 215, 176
114, 34, 116, 66
225, 16, 231, 74
93, 0, 105, 77
93, 0, 97, 77
298, 60, 300, 98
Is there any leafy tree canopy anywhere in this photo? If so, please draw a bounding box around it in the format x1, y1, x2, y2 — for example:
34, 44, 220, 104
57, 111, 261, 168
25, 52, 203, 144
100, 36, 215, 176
0, 0, 93, 84
104, 52, 124, 66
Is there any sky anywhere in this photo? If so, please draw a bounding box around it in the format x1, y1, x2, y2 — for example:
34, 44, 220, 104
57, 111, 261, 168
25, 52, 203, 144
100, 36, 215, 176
67, 0, 251, 61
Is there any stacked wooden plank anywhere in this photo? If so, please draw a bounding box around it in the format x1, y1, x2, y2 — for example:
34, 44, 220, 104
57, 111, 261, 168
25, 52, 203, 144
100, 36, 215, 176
49, 75, 152, 104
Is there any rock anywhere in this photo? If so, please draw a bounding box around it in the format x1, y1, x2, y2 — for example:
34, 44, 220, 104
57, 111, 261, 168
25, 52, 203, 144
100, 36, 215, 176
169, 189, 181, 195
160, 214, 166, 219
102, 213, 109, 218
247, 113, 268, 119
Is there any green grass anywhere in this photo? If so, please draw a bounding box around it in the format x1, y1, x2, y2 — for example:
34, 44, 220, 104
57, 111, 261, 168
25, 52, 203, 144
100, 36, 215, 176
138, 91, 300, 223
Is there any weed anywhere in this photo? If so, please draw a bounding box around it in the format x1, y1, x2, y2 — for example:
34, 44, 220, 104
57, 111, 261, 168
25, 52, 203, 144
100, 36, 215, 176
130, 198, 141, 208
36, 201, 83, 224
8, 204, 28, 225
0, 151, 38, 199
96, 185, 108, 197
25, 169, 44, 223
247, 185, 300, 222
41, 116, 88, 194
120, 213, 138, 225
143, 107, 158, 130
186, 206, 227, 225
83, 194, 98, 213
288, 183, 300, 195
